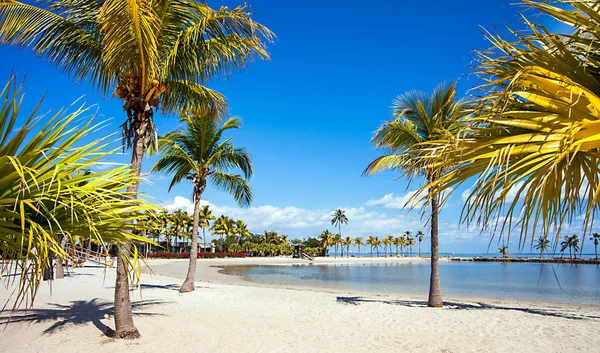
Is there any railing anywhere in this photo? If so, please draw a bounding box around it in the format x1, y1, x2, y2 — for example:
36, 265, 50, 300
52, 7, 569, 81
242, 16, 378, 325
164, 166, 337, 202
69, 247, 106, 264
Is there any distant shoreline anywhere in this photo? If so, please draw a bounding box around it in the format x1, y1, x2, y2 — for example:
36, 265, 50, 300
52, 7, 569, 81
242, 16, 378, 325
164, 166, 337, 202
451, 256, 600, 264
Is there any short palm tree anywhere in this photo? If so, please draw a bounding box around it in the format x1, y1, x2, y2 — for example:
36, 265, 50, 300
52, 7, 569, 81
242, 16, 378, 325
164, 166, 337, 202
0, 0, 272, 338
364, 81, 471, 307
152, 112, 252, 293
366, 236, 377, 258
591, 233, 600, 260
393, 237, 403, 257
343, 236, 352, 257
560, 235, 580, 259
407, 236, 416, 257
498, 246, 510, 259
199, 205, 216, 251
417, 231, 424, 257
534, 236, 551, 259
318, 230, 331, 257
235, 220, 252, 246
353, 237, 364, 257
329, 233, 342, 258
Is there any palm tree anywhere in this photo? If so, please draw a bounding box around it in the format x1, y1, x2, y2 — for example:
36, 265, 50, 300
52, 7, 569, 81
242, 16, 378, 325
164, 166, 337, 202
0, 78, 154, 311
407, 236, 416, 257
382, 236, 392, 258
235, 220, 252, 246
319, 230, 331, 257
366, 236, 377, 258
152, 113, 252, 293
343, 236, 352, 257
364, 81, 470, 307
373, 237, 382, 257
330, 233, 342, 258
498, 246, 510, 259
417, 231, 424, 257
331, 209, 348, 245
353, 237, 364, 257
534, 236, 551, 259
591, 233, 600, 260
0, 0, 273, 338
410, 2, 600, 270
212, 216, 236, 252
560, 235, 580, 259
393, 237, 403, 257
199, 205, 215, 251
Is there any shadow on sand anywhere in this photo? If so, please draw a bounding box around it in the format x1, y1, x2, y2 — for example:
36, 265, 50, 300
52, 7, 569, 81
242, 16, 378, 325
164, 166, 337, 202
336, 296, 600, 321
139, 283, 212, 291
0, 298, 166, 337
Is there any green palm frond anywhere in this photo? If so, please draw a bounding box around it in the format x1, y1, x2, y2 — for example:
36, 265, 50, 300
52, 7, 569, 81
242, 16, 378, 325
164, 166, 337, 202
0, 77, 157, 310
414, 0, 600, 247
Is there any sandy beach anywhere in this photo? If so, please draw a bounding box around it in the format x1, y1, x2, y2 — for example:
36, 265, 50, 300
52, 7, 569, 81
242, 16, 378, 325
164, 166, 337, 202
1, 257, 599, 353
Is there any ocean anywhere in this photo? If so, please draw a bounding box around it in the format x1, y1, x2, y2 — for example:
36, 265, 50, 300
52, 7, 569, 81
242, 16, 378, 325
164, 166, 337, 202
224, 260, 600, 305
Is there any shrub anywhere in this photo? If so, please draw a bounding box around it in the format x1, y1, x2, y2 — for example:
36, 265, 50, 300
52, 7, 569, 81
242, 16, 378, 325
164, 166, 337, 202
148, 251, 246, 259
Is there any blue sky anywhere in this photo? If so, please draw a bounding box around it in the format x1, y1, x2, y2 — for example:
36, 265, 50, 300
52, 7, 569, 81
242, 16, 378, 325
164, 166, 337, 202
2, 0, 594, 254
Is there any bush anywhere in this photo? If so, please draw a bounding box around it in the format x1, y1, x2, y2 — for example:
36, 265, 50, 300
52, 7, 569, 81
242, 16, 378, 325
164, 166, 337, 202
148, 251, 246, 259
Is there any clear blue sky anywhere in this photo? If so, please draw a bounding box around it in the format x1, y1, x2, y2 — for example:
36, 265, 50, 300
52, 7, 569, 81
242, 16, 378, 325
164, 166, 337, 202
2, 0, 592, 253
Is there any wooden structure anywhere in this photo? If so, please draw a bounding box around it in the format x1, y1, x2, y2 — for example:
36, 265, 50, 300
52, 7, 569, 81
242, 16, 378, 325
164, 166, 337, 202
292, 244, 314, 261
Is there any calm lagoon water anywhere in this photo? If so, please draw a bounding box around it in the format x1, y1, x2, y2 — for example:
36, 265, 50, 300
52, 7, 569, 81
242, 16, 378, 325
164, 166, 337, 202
224, 261, 600, 305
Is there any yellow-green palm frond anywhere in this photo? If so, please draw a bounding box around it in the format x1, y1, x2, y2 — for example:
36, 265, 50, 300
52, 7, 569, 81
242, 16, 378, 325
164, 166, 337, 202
0, 77, 157, 310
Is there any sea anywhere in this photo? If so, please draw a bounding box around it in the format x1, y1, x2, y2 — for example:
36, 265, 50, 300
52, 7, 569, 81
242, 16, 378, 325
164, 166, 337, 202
224, 254, 600, 305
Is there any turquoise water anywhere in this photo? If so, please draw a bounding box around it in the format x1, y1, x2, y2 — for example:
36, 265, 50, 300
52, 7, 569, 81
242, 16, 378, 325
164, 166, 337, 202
225, 261, 600, 304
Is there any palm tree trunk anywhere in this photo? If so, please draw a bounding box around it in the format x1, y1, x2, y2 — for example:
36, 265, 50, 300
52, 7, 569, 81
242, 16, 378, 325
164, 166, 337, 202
358, 244, 360, 257
55, 233, 68, 279
370, 246, 373, 258
180, 186, 203, 293
419, 242, 421, 257
202, 227, 206, 253
596, 244, 598, 260
569, 246, 572, 259
428, 187, 443, 308
113, 123, 147, 339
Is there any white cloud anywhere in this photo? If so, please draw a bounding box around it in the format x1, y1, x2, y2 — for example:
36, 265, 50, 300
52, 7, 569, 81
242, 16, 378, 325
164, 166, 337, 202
162, 197, 423, 238
365, 191, 422, 209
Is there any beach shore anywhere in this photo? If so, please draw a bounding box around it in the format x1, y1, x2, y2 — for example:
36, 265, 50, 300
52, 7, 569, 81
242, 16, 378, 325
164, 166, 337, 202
1, 257, 598, 353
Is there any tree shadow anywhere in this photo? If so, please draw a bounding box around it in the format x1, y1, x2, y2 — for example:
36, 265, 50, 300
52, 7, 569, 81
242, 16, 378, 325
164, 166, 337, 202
336, 296, 600, 321
0, 298, 166, 337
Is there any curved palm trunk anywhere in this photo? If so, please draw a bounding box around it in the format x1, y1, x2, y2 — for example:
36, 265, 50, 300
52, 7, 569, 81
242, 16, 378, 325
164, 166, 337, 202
114, 129, 146, 339
180, 185, 203, 293
428, 187, 443, 308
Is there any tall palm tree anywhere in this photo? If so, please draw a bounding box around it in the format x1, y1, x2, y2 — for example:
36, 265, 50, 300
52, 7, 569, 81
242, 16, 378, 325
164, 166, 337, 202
331, 209, 348, 244
411, 1, 600, 270
591, 233, 600, 260
199, 205, 215, 251
0, 78, 154, 311
318, 230, 331, 257
498, 246, 510, 259
0, 0, 273, 338
159, 210, 172, 252
353, 237, 364, 257
364, 82, 470, 307
534, 236, 551, 259
152, 112, 252, 293
403, 231, 412, 257
366, 236, 377, 258
417, 231, 424, 257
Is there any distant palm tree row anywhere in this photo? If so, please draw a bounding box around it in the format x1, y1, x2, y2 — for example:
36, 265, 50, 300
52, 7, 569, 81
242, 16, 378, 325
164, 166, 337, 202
317, 231, 425, 258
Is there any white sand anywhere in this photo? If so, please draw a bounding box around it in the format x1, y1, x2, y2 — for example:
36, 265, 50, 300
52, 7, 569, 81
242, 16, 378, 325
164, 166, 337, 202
1, 257, 599, 353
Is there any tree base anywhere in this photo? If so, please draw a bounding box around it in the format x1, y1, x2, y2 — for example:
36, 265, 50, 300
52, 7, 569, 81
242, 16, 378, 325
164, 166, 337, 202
113, 328, 141, 339
427, 301, 443, 308
179, 281, 195, 293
